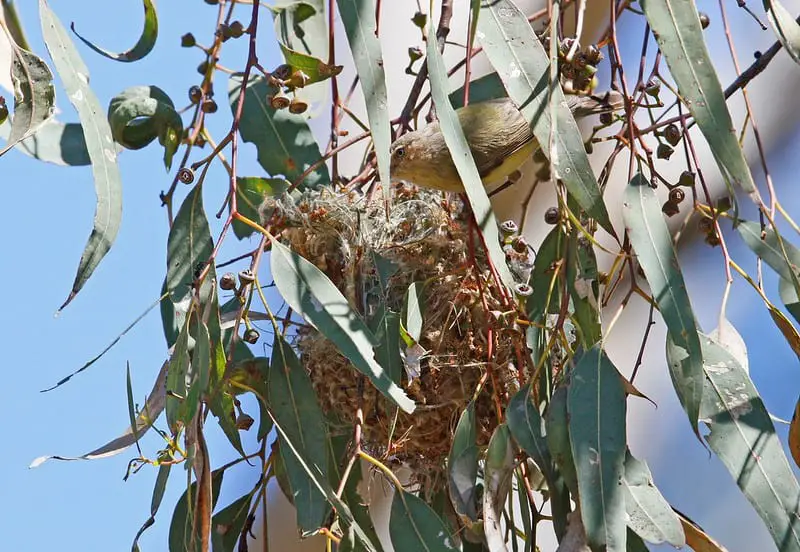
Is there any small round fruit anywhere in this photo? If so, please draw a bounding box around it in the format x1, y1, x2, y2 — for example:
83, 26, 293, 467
544, 207, 559, 225
243, 328, 260, 344
220, 272, 237, 291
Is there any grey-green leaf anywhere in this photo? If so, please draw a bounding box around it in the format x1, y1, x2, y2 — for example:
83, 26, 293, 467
269, 334, 331, 534
229, 74, 329, 190
764, 0, 800, 66
699, 331, 800, 551
0, 119, 89, 165
71, 0, 157, 62
448, 402, 479, 522
623, 451, 685, 546
40, 0, 123, 311
165, 318, 190, 431
640, 0, 759, 202
0, 36, 55, 156
568, 346, 627, 551
30, 360, 168, 467
210, 493, 252, 552
424, 23, 517, 291
623, 173, 703, 436
166, 186, 214, 306
483, 423, 515, 552
336, 0, 391, 202
389, 490, 458, 551
477, 0, 614, 235
269, 238, 415, 413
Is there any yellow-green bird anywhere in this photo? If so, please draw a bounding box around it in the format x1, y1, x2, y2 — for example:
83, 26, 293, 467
390, 92, 625, 193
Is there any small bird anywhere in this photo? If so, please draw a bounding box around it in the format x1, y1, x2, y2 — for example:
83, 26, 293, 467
390, 92, 625, 193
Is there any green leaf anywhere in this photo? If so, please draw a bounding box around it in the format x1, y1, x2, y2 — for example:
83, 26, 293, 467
546, 385, 578, 494
640, 0, 759, 202
272, 1, 338, 99
369, 305, 403, 385
71, 0, 157, 62
568, 346, 627, 551
0, 33, 55, 156
264, 399, 381, 550
424, 21, 517, 291
336, 0, 391, 202
229, 74, 329, 189
737, 220, 800, 291
508, 384, 570, 540
622, 451, 684, 546
780, 277, 800, 325
0, 119, 89, 165
126, 363, 140, 449
232, 176, 289, 239
269, 238, 415, 413
402, 281, 425, 343
623, 173, 703, 435
477, 0, 615, 235
568, 229, 601, 347
108, 85, 182, 169
449, 72, 507, 109
699, 331, 800, 552
389, 490, 457, 551
328, 434, 385, 552
763, 0, 800, 66
168, 468, 224, 552
269, 334, 330, 534
182, 320, 210, 425
526, 226, 565, 322
448, 402, 479, 522
166, 317, 191, 431
31, 360, 169, 468
166, 186, 214, 305
40, 0, 123, 311
483, 423, 515, 552
132, 464, 171, 551
210, 493, 252, 552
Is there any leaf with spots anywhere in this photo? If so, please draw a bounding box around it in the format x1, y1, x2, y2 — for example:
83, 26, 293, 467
39, 0, 123, 311
697, 331, 800, 551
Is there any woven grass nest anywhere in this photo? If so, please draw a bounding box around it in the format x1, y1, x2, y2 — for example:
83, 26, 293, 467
261, 185, 533, 477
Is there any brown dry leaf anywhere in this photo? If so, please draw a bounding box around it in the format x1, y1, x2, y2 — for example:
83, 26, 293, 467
768, 305, 800, 360
677, 511, 729, 552
789, 397, 800, 469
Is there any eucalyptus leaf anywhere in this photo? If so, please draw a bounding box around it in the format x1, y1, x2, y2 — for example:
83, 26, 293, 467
165, 186, 214, 306
483, 424, 515, 552
0, 119, 89, 165
640, 0, 759, 202
210, 493, 252, 552
623, 173, 703, 436
0, 35, 54, 156
568, 346, 627, 551
132, 464, 171, 551
424, 21, 517, 291
168, 468, 224, 552
269, 238, 415, 412
698, 331, 800, 552
448, 402, 479, 522
622, 451, 684, 546
763, 0, 800, 66
229, 74, 329, 189
30, 360, 168, 467
233, 176, 289, 239
71, 0, 157, 62
269, 334, 330, 534
389, 489, 457, 551
477, 0, 614, 234
108, 85, 181, 169
40, 0, 123, 311
336, 0, 391, 201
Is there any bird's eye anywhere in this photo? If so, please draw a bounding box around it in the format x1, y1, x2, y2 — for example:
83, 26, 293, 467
394, 147, 405, 159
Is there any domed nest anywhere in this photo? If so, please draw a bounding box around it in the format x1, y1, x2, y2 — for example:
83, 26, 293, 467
261, 186, 532, 476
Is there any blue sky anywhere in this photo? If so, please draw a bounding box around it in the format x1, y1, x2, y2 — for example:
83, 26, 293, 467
1, 2, 278, 549
2, 1, 800, 551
